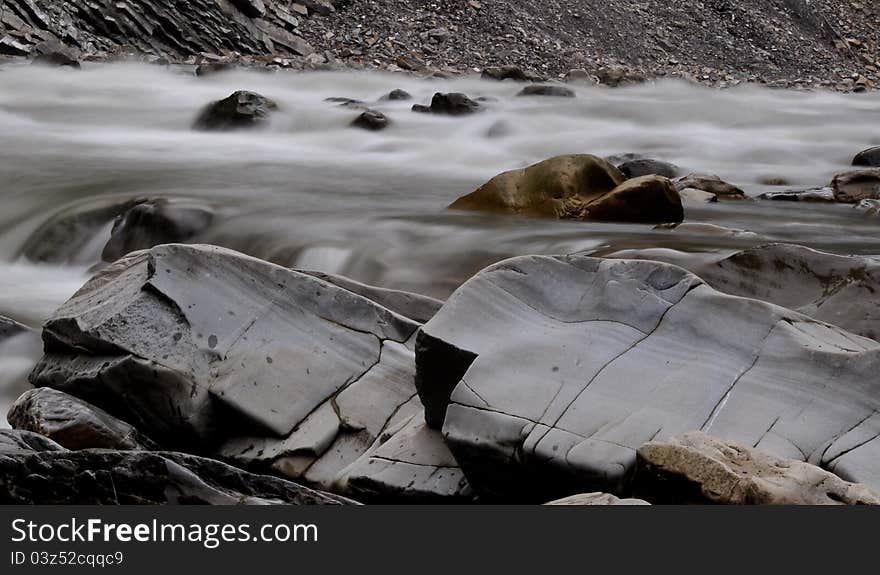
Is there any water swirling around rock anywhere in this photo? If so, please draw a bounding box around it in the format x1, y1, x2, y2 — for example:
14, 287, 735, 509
1, 62, 880, 423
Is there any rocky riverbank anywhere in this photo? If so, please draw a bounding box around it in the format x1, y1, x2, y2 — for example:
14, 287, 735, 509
1, 0, 879, 91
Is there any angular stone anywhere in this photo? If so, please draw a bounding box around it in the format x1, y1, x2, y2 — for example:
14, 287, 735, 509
416, 255, 880, 499
634, 432, 880, 505
8, 388, 159, 451
674, 173, 746, 199
29, 244, 420, 448
412, 93, 481, 116
193, 91, 278, 131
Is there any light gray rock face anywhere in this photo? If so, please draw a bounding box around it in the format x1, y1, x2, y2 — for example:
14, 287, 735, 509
335, 412, 474, 502
634, 432, 880, 505
416, 255, 880, 500
8, 388, 159, 451
300, 271, 443, 324
608, 243, 880, 340
29, 244, 420, 449
545, 492, 650, 505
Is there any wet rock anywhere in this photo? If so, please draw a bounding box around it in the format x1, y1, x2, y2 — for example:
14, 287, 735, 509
231, 0, 266, 18
8, 388, 159, 451
193, 91, 278, 131
832, 169, 880, 203
195, 62, 237, 77
350, 109, 390, 131
852, 146, 880, 167
634, 432, 880, 505
416, 255, 880, 499
758, 187, 835, 202
674, 173, 746, 199
618, 159, 682, 179
0, 449, 353, 505
31, 49, 81, 68
326, 97, 366, 109
516, 85, 575, 98
450, 156, 682, 224
653, 222, 760, 240
335, 412, 474, 502
380, 89, 412, 101
299, 271, 442, 324
30, 244, 420, 450
101, 199, 213, 262
412, 93, 481, 116
546, 493, 650, 505
0, 429, 65, 455
855, 199, 880, 216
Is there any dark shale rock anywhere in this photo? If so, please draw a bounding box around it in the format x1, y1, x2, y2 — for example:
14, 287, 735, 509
193, 91, 278, 131
0, 448, 353, 504
415, 255, 880, 500
350, 109, 390, 131
8, 387, 159, 451
101, 199, 213, 262
516, 84, 576, 98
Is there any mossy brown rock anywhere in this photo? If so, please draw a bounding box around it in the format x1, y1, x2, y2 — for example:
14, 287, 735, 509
450, 155, 683, 223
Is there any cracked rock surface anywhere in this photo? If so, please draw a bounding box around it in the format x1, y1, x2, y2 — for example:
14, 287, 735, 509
29, 243, 420, 448
0, 429, 352, 504
608, 243, 880, 341
416, 255, 880, 500
634, 431, 880, 505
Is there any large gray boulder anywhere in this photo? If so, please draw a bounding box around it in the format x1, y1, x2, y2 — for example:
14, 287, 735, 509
416, 255, 880, 500
29, 244, 420, 449
634, 432, 880, 505
8, 388, 159, 451
607, 243, 880, 340
0, 446, 353, 505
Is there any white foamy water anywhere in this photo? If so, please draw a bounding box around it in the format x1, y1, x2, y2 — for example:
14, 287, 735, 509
1, 62, 879, 414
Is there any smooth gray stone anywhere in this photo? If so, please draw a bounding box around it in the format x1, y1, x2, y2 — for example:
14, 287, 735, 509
416, 255, 880, 499
0, 429, 66, 454
0, 449, 354, 505
336, 411, 474, 502
30, 244, 420, 448
8, 388, 159, 451
300, 271, 443, 323
608, 243, 880, 340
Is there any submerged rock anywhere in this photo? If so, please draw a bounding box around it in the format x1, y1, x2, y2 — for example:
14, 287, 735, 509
101, 199, 213, 262
634, 432, 880, 505
0, 316, 29, 341
416, 255, 880, 499
412, 93, 481, 116
0, 448, 352, 505
516, 85, 575, 98
832, 168, 880, 203
350, 109, 390, 131
380, 89, 412, 101
852, 146, 880, 167
449, 155, 682, 224
758, 187, 835, 202
29, 244, 420, 448
8, 388, 159, 451
193, 91, 278, 131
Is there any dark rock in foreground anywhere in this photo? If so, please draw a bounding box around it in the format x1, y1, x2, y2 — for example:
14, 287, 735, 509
193, 91, 278, 131
634, 432, 880, 505
416, 255, 880, 500
0, 439, 352, 504
0, 429, 65, 454
449, 154, 683, 224
8, 388, 159, 451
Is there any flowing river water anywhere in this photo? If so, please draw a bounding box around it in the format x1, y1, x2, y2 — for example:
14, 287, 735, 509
1, 62, 879, 423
